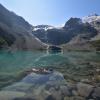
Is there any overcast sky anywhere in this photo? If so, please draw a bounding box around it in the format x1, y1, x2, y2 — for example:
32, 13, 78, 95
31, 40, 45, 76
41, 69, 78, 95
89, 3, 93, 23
0, 0, 100, 26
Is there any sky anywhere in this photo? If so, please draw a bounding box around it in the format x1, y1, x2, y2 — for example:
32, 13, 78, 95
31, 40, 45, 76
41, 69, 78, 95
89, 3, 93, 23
0, 0, 100, 26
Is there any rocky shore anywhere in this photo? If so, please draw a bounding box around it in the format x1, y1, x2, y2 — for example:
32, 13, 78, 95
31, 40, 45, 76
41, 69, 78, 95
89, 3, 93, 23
0, 69, 100, 100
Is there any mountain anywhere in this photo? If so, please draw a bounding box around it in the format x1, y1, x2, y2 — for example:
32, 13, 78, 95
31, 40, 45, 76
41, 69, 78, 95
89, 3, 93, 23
0, 4, 47, 50
82, 14, 100, 40
62, 15, 100, 51
32, 17, 97, 46
0, 3, 100, 51
82, 14, 100, 23
82, 14, 100, 50
33, 27, 69, 45
33, 25, 53, 31
32, 16, 100, 51
63, 17, 97, 41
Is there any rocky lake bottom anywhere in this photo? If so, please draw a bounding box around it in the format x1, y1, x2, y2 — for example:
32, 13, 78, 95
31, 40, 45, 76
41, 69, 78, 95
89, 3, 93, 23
0, 50, 100, 100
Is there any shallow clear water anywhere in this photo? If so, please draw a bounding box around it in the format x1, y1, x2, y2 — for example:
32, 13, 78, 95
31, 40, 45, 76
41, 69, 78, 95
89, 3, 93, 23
0, 50, 68, 73
0, 50, 100, 89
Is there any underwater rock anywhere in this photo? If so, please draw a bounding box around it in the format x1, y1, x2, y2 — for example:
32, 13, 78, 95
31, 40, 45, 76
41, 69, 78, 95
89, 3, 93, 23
1, 68, 100, 100
60, 85, 72, 96
64, 96, 85, 100
0, 91, 25, 100
0, 70, 68, 100
77, 83, 94, 97
13, 98, 35, 100
92, 87, 100, 99
72, 90, 79, 96
45, 95, 56, 100
80, 79, 91, 84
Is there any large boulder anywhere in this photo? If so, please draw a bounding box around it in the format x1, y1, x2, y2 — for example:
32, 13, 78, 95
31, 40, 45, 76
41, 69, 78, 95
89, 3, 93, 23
77, 83, 94, 98
92, 87, 100, 99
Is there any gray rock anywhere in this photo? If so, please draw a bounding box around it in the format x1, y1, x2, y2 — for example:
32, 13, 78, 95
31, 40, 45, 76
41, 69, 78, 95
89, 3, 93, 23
64, 96, 85, 100
0, 91, 25, 100
81, 79, 91, 84
0, 71, 67, 100
13, 98, 35, 100
60, 86, 72, 96
45, 95, 56, 100
77, 83, 94, 97
92, 87, 100, 99
72, 90, 79, 96
49, 87, 63, 100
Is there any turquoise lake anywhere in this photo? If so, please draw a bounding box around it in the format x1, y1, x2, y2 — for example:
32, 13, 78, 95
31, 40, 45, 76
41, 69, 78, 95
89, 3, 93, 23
0, 50, 100, 89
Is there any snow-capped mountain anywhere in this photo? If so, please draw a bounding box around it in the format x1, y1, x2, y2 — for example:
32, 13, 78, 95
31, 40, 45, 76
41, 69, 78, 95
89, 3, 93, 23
82, 14, 100, 23
32, 17, 97, 46
0, 3, 100, 51
33, 25, 54, 31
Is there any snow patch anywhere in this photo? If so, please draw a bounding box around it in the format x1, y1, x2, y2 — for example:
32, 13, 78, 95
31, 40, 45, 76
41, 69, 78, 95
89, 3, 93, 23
82, 14, 100, 23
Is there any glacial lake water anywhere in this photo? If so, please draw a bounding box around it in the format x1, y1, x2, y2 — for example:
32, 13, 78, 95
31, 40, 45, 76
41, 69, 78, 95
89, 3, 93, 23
0, 50, 100, 89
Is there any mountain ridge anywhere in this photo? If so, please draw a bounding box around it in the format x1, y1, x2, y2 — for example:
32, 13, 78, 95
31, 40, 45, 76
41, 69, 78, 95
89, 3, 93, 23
0, 3, 100, 51
0, 3, 47, 50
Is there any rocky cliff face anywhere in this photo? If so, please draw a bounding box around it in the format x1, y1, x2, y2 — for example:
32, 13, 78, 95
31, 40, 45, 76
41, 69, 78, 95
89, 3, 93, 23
0, 4, 47, 50
82, 14, 100, 40
62, 17, 98, 51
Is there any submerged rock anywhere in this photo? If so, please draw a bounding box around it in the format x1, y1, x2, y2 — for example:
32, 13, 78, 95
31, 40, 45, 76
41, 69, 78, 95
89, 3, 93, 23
45, 95, 56, 100
92, 87, 100, 99
13, 98, 35, 100
0, 70, 68, 100
0, 91, 25, 100
60, 86, 72, 96
1, 68, 100, 100
77, 83, 94, 98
